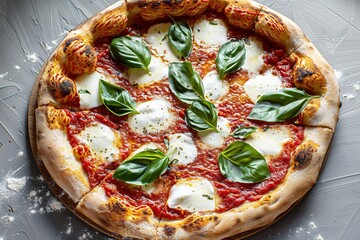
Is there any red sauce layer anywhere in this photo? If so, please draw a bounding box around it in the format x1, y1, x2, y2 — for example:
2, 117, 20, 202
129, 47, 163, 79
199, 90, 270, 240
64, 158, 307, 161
67, 11, 303, 219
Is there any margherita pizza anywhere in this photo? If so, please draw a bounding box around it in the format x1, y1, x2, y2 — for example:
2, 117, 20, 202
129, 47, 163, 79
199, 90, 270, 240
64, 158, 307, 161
30, 0, 340, 239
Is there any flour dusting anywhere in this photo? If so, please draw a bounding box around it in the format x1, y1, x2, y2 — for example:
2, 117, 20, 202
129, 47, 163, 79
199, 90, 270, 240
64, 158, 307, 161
6, 176, 27, 191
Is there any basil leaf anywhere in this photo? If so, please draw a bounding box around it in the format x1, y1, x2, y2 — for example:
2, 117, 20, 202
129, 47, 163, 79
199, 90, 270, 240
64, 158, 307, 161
99, 80, 139, 116
168, 62, 205, 104
216, 40, 246, 79
218, 141, 270, 183
185, 100, 218, 132
168, 20, 192, 58
110, 36, 151, 74
248, 88, 319, 122
113, 148, 176, 185
232, 126, 257, 139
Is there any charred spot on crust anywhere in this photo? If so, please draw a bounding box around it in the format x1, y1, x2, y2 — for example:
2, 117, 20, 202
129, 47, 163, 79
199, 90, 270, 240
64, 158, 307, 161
164, 225, 176, 236
63, 38, 77, 52
84, 45, 94, 57
294, 145, 316, 168
109, 201, 126, 213
297, 68, 314, 82
59, 79, 74, 97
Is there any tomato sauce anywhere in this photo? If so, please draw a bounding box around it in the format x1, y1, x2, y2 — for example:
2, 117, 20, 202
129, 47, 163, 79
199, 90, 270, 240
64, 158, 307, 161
66, 11, 304, 219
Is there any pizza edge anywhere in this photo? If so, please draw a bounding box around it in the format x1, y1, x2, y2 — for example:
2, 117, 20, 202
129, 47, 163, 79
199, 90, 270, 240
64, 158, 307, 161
31, 0, 340, 239
156, 127, 333, 240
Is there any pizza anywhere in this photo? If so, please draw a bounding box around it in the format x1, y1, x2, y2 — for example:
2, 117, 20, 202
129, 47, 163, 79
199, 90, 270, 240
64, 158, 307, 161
30, 0, 340, 239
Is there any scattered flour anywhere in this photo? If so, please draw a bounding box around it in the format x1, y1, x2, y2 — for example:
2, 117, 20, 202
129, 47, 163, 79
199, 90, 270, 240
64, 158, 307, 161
25, 53, 39, 63
0, 72, 8, 78
1, 215, 15, 225
17, 151, 24, 157
343, 93, 355, 100
352, 81, 360, 91
14, 65, 21, 70
6, 176, 27, 191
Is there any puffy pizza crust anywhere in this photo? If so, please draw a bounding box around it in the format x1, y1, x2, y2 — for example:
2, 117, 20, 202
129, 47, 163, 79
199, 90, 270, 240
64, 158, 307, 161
291, 42, 340, 130
76, 185, 159, 239
37, 1, 127, 107
32, 0, 340, 239
156, 127, 333, 239
35, 106, 91, 202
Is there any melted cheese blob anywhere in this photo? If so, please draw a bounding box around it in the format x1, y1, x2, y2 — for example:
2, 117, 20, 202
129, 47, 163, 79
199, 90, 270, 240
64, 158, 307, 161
198, 117, 231, 148
203, 70, 229, 102
193, 19, 228, 47
128, 98, 175, 134
77, 123, 119, 162
242, 37, 265, 74
167, 178, 216, 212
245, 126, 291, 157
144, 23, 180, 62
128, 55, 168, 87
243, 71, 283, 103
75, 71, 111, 109
168, 133, 198, 165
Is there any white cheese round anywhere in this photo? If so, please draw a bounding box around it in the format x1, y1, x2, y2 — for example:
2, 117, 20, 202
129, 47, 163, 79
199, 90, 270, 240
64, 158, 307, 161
243, 71, 283, 103
144, 23, 180, 62
168, 133, 198, 165
75, 71, 111, 109
203, 70, 229, 102
193, 19, 228, 47
128, 98, 175, 134
242, 37, 265, 74
128, 55, 168, 87
198, 117, 231, 148
77, 123, 120, 162
245, 126, 291, 157
167, 178, 216, 212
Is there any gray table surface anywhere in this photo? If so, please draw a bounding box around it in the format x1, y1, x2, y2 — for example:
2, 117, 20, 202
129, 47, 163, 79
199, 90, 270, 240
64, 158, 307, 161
0, 0, 359, 239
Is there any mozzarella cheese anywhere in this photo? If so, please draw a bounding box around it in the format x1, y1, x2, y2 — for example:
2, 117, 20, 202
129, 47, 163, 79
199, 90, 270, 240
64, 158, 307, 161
243, 71, 283, 103
167, 178, 216, 212
194, 19, 228, 47
128, 55, 168, 87
144, 23, 180, 62
245, 126, 291, 157
128, 98, 176, 134
168, 133, 197, 165
77, 123, 119, 162
75, 71, 112, 109
242, 37, 265, 74
203, 70, 229, 102
198, 117, 231, 148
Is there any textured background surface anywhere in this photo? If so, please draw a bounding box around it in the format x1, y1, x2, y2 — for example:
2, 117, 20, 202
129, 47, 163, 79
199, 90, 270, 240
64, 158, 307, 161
0, 0, 359, 239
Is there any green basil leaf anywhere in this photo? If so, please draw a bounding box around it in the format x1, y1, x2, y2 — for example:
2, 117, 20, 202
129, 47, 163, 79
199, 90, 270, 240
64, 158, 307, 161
248, 88, 319, 122
218, 141, 270, 183
216, 40, 246, 79
168, 20, 192, 58
113, 148, 176, 185
232, 126, 257, 139
185, 100, 218, 132
110, 36, 151, 74
168, 62, 205, 104
99, 80, 139, 116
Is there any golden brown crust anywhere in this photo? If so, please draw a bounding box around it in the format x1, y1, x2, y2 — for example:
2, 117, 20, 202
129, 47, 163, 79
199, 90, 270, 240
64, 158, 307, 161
254, 5, 306, 53
32, 0, 340, 239
157, 127, 334, 239
224, 0, 262, 30
35, 106, 91, 202
126, 0, 210, 20
292, 42, 340, 130
76, 186, 159, 239
37, 2, 127, 108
